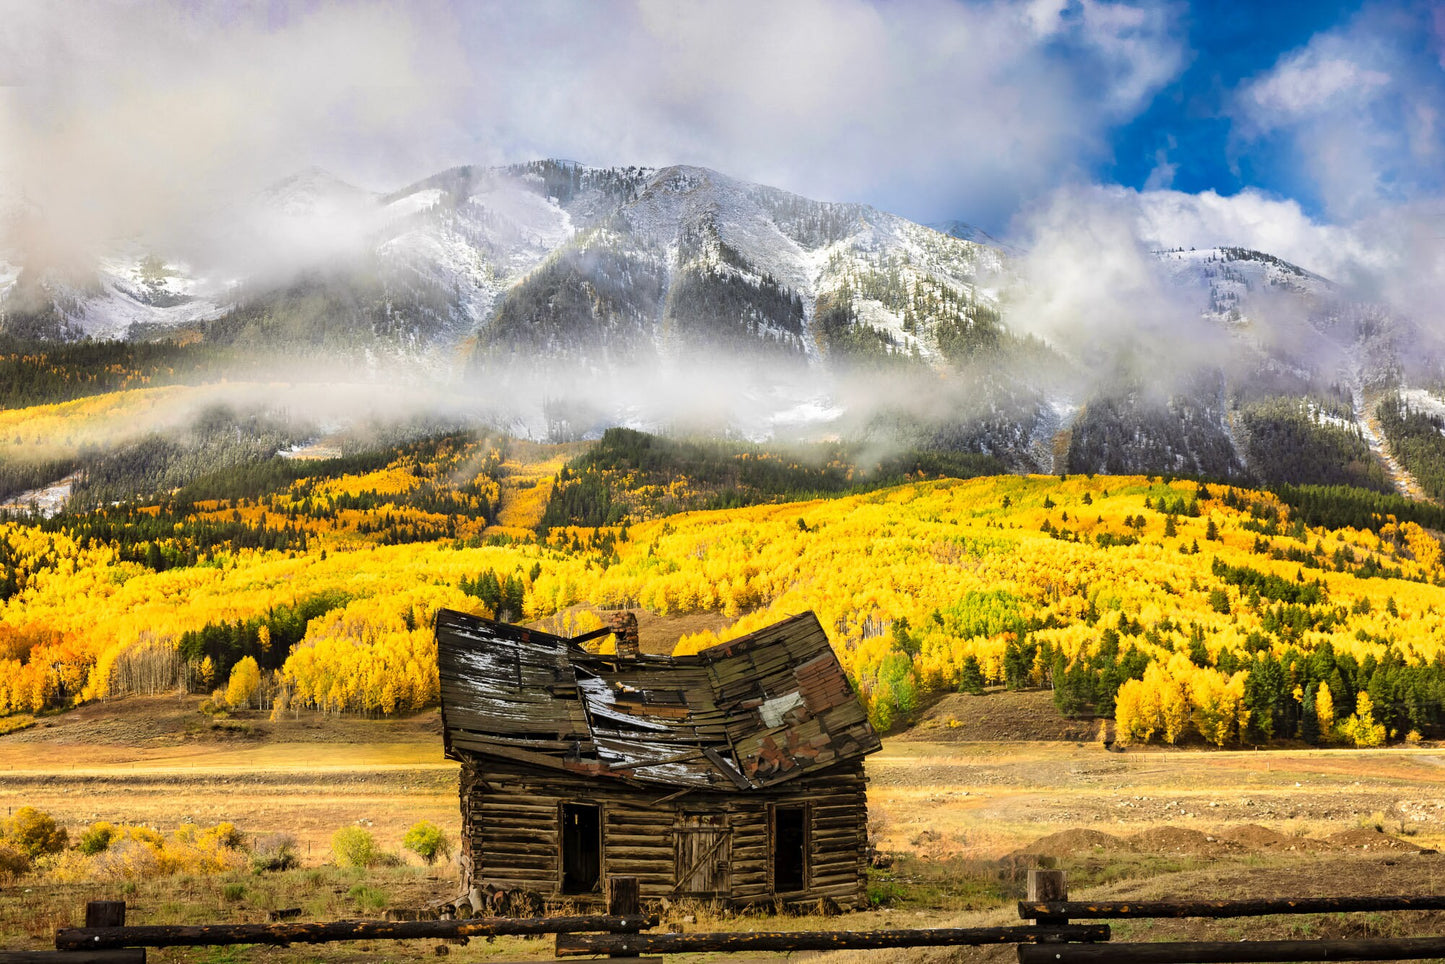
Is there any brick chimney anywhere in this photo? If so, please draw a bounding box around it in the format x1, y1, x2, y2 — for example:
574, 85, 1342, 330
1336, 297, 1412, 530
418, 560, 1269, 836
608, 611, 640, 659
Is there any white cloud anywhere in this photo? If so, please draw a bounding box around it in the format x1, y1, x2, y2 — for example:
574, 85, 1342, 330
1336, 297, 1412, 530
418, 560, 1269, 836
475, 0, 1187, 225
1013, 182, 1445, 351
0, 1, 468, 266
1010, 184, 1222, 385
1240, 54, 1390, 130
1228, 3, 1444, 221
1128, 187, 1369, 279
1075, 0, 1190, 117
0, 0, 1190, 271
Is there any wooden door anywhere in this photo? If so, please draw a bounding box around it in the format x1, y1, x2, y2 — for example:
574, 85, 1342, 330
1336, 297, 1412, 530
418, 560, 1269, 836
674, 812, 731, 896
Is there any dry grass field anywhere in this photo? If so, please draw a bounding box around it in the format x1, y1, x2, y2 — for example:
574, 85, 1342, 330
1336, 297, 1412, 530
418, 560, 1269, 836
6, 691, 1445, 962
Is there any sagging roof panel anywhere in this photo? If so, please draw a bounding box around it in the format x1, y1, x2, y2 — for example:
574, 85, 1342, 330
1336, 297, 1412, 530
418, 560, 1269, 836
435, 607, 881, 789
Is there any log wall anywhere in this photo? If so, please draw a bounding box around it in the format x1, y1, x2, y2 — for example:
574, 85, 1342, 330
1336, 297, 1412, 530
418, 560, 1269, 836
459, 759, 869, 909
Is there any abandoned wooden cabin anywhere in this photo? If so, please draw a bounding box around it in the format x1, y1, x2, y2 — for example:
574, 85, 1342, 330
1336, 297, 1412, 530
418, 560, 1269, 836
435, 608, 882, 909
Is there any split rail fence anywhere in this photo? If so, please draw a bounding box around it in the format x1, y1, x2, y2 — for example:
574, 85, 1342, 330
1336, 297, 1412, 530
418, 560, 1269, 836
16, 871, 1445, 964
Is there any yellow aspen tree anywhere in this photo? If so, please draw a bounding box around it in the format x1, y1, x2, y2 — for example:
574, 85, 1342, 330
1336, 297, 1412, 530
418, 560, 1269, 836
1158, 667, 1191, 744
1190, 669, 1233, 747
1117, 676, 1163, 744
198, 656, 216, 691
1314, 681, 1334, 739
1114, 679, 1146, 745
1341, 691, 1386, 747
1139, 663, 1170, 742
225, 657, 261, 710
1225, 671, 1249, 741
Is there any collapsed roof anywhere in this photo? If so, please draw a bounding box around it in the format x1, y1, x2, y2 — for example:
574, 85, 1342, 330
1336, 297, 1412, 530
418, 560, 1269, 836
435, 608, 881, 790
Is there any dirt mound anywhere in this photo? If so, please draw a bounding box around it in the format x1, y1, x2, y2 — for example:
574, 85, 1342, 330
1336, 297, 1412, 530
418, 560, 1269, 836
1326, 828, 1419, 851
1011, 828, 1133, 857
1130, 826, 1238, 855
905, 690, 1101, 742
1217, 824, 1302, 851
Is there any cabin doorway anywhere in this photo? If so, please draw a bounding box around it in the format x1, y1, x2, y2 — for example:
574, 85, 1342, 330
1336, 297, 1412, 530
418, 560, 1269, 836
561, 803, 601, 893
674, 812, 731, 896
772, 805, 807, 893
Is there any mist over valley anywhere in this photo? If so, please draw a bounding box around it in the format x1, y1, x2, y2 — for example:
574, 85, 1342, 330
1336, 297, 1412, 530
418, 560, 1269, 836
2, 159, 1440, 510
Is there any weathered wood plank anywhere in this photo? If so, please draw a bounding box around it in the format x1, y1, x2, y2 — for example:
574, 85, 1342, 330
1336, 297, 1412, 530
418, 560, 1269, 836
556, 926, 1110, 956
85, 903, 126, 928
58, 916, 657, 951
1, 953, 144, 964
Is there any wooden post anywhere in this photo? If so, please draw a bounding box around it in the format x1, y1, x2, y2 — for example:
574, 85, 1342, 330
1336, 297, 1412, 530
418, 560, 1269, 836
85, 903, 126, 929
1028, 869, 1068, 930
607, 876, 641, 958
607, 877, 641, 919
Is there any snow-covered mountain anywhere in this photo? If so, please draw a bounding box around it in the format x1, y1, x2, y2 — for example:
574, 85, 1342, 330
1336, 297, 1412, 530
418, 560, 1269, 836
2, 161, 1439, 487
0, 161, 1012, 362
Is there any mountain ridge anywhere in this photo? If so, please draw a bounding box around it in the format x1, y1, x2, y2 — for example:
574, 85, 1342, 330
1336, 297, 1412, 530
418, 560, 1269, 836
1, 159, 1440, 493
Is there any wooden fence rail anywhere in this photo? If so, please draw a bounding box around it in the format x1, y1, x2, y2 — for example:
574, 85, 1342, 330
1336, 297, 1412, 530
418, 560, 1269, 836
1017, 936, 1445, 963
555, 925, 1111, 956
0, 954, 144, 964
55, 915, 656, 952
1018, 895, 1445, 919
1013, 871, 1445, 963
32, 870, 1445, 964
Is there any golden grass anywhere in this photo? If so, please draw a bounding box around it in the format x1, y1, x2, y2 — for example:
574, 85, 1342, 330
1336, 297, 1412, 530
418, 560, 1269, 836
6, 733, 1445, 960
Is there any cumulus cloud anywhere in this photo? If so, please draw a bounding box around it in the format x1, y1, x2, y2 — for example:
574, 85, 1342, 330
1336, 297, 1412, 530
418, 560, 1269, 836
1238, 54, 1390, 129
1008, 185, 1220, 391
0, 0, 468, 268
1062, 0, 1191, 117
0, 0, 1188, 272
1228, 2, 1445, 220
1005, 179, 1445, 365
1128, 188, 1369, 278
456, 0, 1187, 226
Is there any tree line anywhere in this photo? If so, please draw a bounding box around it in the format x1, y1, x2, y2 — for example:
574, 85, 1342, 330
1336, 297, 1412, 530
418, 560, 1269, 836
539, 427, 1002, 529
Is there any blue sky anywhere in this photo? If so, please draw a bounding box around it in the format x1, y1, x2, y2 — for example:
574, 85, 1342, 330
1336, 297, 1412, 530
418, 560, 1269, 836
1106, 0, 1364, 204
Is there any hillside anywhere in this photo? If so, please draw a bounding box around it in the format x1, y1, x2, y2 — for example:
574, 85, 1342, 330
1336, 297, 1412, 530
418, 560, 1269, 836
6, 417, 1445, 750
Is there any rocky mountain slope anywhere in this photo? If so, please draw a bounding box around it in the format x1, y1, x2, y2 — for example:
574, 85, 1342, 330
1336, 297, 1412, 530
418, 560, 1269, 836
1, 162, 1439, 488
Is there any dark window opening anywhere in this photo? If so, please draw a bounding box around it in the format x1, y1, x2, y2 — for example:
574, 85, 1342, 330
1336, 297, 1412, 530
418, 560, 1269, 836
562, 803, 601, 894
773, 805, 806, 893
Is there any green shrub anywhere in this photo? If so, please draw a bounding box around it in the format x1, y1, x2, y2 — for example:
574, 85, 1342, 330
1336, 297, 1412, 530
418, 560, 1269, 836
78, 821, 119, 856
402, 821, 452, 866
2, 806, 68, 858
331, 827, 383, 868
221, 882, 246, 902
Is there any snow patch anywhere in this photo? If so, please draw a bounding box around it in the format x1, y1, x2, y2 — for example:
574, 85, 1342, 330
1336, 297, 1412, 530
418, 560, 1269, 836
0, 260, 19, 300
1398, 388, 1445, 422
0, 472, 80, 518
382, 188, 442, 222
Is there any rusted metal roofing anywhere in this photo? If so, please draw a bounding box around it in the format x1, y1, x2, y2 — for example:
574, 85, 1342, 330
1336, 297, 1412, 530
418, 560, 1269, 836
436, 608, 881, 790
